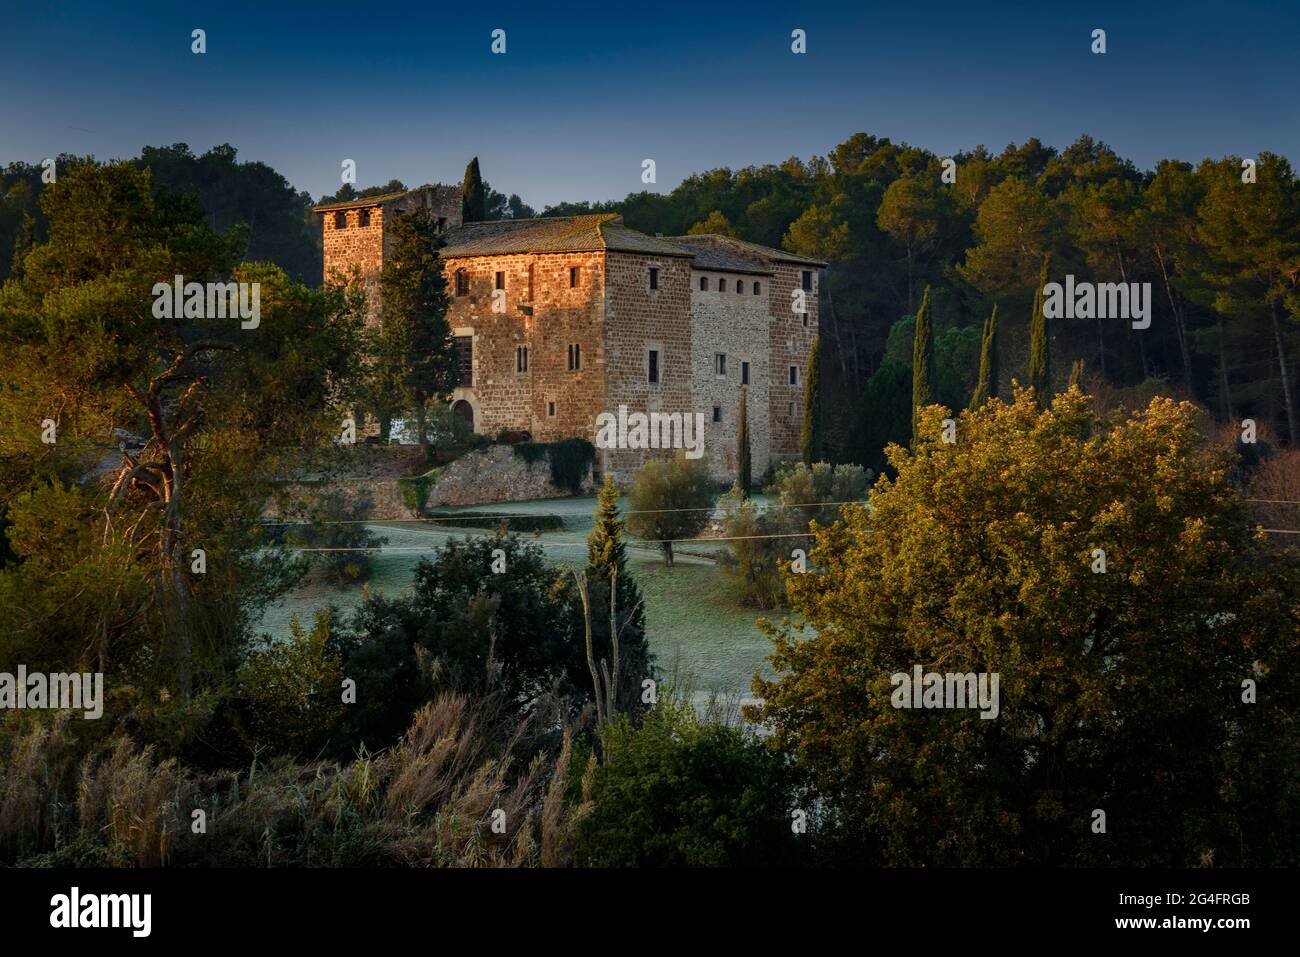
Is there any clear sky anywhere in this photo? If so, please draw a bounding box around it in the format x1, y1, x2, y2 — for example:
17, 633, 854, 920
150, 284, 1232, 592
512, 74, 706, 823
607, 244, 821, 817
3, 0, 1297, 208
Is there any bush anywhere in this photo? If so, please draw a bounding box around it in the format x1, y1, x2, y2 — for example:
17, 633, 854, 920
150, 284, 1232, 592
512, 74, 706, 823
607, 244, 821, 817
625, 452, 716, 565
575, 695, 805, 867
284, 488, 387, 584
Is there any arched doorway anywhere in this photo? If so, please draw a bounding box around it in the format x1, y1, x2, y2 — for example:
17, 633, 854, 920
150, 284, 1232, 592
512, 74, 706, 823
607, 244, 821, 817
451, 399, 475, 430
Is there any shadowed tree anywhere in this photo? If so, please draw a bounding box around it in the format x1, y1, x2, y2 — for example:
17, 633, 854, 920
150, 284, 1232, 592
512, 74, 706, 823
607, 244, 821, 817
738, 386, 753, 496
462, 158, 486, 224
801, 337, 822, 465
911, 287, 935, 440
969, 305, 999, 408
1027, 254, 1052, 408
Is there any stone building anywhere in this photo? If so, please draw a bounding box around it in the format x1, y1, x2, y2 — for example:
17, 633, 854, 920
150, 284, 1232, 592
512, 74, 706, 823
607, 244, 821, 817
315, 184, 824, 482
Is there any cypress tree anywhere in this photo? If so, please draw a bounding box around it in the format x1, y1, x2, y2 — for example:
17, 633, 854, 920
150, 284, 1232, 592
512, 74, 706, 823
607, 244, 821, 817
461, 157, 486, 223
738, 386, 752, 497
969, 305, 999, 409
911, 287, 935, 441
1028, 254, 1052, 409
1068, 358, 1085, 391
800, 336, 822, 465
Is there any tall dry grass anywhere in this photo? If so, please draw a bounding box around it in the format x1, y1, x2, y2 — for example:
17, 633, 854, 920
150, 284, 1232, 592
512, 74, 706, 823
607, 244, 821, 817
0, 689, 590, 868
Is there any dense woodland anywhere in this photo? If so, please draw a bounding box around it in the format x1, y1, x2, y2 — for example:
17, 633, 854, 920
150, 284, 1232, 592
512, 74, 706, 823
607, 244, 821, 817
0, 137, 1297, 868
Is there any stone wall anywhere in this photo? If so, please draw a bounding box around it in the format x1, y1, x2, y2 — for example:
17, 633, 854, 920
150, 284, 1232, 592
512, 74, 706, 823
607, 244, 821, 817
440, 251, 608, 443
421, 444, 595, 507
689, 269, 772, 482
601, 250, 696, 480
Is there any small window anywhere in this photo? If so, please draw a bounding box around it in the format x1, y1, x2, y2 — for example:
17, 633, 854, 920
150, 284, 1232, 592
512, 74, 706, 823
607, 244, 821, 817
789, 365, 798, 386
712, 405, 722, 423
788, 401, 795, 417
437, 216, 447, 232
527, 263, 535, 300
802, 270, 813, 292
803, 312, 809, 327
741, 361, 750, 385
455, 269, 469, 296
495, 271, 505, 290
736, 279, 743, 293
649, 267, 658, 290
699, 276, 708, 291
753, 281, 761, 295
516, 346, 529, 373
454, 336, 473, 387
569, 266, 579, 288
359, 208, 371, 227
548, 401, 556, 417
334, 211, 347, 229
568, 343, 581, 371
714, 353, 727, 377
648, 349, 659, 384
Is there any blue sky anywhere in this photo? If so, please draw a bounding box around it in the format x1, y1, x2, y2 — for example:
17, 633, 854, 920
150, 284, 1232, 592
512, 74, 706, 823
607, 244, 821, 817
3, 0, 1297, 207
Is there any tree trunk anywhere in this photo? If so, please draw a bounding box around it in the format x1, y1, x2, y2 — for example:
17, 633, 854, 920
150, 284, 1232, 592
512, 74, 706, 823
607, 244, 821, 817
1271, 299, 1297, 446
663, 539, 674, 567
1155, 245, 1194, 394
1217, 320, 1233, 422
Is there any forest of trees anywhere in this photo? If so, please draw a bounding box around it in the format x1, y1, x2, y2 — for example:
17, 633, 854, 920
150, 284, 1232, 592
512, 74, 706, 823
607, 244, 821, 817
4, 133, 1295, 470
0, 134, 1297, 869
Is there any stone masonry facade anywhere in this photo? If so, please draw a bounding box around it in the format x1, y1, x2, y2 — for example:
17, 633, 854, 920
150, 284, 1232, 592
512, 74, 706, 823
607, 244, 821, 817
316, 183, 823, 485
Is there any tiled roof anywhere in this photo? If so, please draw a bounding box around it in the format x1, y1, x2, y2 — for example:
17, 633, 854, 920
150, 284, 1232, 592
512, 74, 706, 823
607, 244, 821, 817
665, 233, 828, 268
438, 214, 695, 259
313, 190, 410, 212
659, 238, 773, 275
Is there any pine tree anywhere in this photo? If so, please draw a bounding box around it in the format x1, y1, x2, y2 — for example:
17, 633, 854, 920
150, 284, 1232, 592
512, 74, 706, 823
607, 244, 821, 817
911, 287, 935, 441
800, 337, 822, 465
587, 476, 646, 634
738, 386, 752, 497
462, 157, 486, 223
969, 305, 999, 409
1028, 254, 1052, 409
585, 476, 649, 709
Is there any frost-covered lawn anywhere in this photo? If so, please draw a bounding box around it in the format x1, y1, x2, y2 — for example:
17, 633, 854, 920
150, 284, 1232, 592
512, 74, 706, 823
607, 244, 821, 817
256, 494, 788, 699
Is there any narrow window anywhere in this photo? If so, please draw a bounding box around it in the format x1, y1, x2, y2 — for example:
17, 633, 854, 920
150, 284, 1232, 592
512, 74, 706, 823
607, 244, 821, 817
803, 312, 809, 328
789, 365, 798, 386
712, 405, 722, 423
741, 361, 750, 385
569, 266, 579, 288
495, 271, 505, 290
527, 263, 535, 300
788, 400, 795, 417
649, 267, 659, 290
358, 208, 371, 227
699, 276, 708, 291
648, 349, 660, 384
334, 211, 347, 229
548, 401, 556, 417
454, 336, 473, 387
568, 343, 581, 371
801, 270, 813, 292
753, 281, 760, 295
714, 353, 727, 377
516, 345, 529, 373
455, 269, 469, 296
736, 279, 743, 293
437, 216, 447, 232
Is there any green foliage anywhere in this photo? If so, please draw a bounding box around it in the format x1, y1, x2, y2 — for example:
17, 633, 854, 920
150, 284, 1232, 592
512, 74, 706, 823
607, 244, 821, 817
845, 359, 913, 476
575, 695, 805, 866
232, 609, 345, 757
910, 287, 935, 440
399, 470, 438, 514
969, 305, 999, 408
511, 438, 595, 494
722, 461, 869, 607
737, 387, 753, 495
374, 207, 453, 446
283, 489, 387, 585
754, 389, 1300, 865
462, 157, 486, 223
1027, 254, 1052, 407
625, 453, 717, 566
583, 477, 651, 714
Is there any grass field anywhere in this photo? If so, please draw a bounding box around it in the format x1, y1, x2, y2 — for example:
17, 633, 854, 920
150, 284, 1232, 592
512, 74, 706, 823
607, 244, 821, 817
256, 494, 792, 700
